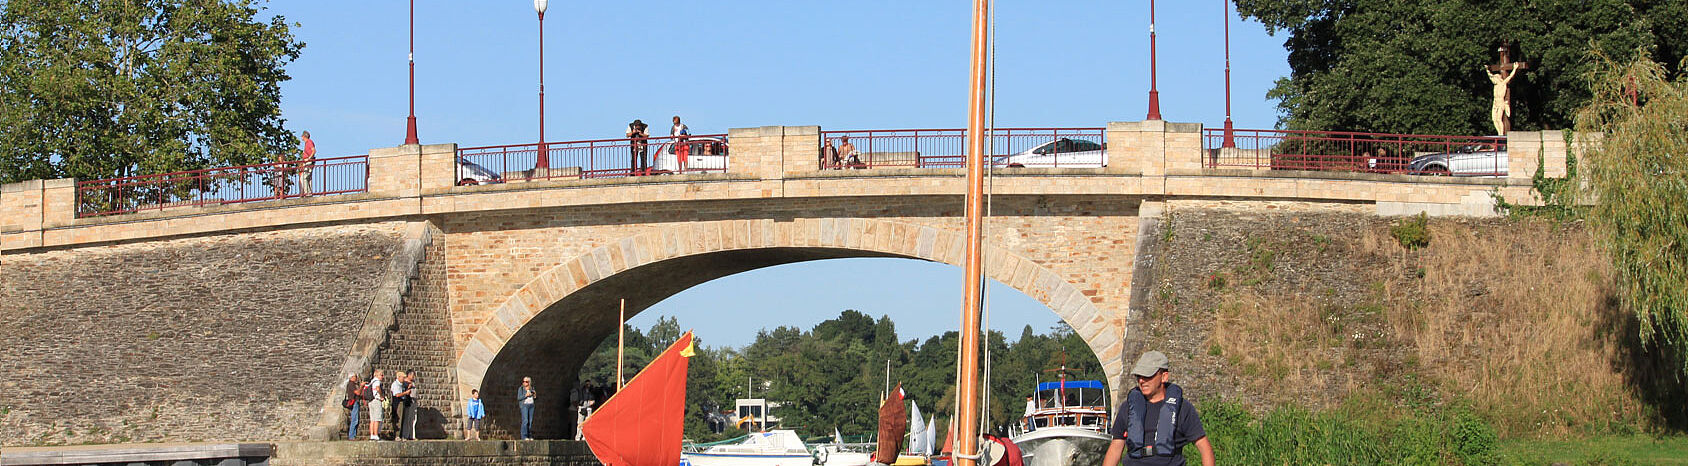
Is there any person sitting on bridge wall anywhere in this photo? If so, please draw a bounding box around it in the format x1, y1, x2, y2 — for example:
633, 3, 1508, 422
839, 135, 860, 168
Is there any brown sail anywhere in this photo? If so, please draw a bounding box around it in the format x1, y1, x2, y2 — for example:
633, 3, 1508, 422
873, 384, 909, 463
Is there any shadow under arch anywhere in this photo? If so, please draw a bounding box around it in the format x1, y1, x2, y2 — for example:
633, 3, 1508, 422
455, 218, 1124, 439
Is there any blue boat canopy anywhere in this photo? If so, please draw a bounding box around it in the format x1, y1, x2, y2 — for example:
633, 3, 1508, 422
1036, 380, 1105, 391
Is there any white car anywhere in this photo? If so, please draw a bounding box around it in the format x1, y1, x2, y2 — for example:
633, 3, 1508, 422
999, 138, 1107, 168
1406, 148, 1509, 176
456, 157, 503, 186
651, 137, 729, 173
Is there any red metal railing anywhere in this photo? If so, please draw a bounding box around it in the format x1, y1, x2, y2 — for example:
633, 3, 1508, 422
817, 128, 1107, 169
456, 134, 729, 184
75, 155, 369, 218
1205, 129, 1507, 176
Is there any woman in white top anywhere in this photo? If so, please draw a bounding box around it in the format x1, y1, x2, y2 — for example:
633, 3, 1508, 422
368, 370, 386, 440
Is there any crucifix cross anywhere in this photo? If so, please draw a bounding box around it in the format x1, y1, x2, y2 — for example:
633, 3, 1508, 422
1488, 42, 1530, 72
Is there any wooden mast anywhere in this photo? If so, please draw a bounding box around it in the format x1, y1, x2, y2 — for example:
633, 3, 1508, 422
616, 298, 626, 390
955, 0, 991, 464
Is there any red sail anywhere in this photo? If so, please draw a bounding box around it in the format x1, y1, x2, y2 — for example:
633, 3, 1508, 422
582, 331, 695, 466
874, 384, 908, 463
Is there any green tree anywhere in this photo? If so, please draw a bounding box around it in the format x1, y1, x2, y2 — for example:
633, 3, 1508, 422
1235, 0, 1687, 135
0, 0, 303, 184
1569, 51, 1688, 372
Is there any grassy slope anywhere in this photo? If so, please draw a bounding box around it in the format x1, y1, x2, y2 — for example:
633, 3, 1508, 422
1137, 207, 1685, 463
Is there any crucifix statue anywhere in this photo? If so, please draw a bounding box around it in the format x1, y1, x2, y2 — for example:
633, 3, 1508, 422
1484, 42, 1530, 135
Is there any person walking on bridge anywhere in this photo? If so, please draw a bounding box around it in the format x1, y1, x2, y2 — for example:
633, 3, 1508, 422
1101, 351, 1214, 466
297, 131, 316, 195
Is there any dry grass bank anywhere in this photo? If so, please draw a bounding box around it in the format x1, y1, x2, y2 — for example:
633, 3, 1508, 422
1140, 207, 1670, 437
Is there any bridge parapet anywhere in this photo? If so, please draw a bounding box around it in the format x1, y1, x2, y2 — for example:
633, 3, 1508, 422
0, 121, 1583, 252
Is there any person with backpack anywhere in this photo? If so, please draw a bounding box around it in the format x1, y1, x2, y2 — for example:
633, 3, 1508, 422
368, 370, 387, 441
1100, 351, 1214, 466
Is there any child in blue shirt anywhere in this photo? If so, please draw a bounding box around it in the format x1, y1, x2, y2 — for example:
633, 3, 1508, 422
464, 389, 486, 441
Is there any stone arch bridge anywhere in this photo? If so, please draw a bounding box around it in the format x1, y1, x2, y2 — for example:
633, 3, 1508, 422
0, 121, 1574, 442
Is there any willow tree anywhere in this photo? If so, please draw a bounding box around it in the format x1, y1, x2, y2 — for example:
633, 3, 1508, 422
1571, 52, 1688, 371
0, 0, 303, 184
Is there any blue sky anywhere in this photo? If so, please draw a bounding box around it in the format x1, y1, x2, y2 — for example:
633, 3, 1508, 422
267, 0, 1291, 348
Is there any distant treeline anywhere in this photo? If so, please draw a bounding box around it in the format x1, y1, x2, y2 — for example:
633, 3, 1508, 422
578, 310, 1105, 441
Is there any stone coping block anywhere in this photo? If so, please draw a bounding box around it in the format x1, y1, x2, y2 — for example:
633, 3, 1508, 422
1, 442, 274, 465
1, 179, 44, 193
787, 167, 1141, 179
1173, 168, 1516, 186
425, 172, 755, 196
62, 192, 392, 227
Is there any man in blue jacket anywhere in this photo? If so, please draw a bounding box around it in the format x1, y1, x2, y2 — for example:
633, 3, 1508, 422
1100, 351, 1214, 466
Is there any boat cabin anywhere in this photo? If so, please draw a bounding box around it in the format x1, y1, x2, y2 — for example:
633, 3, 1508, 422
1017, 380, 1111, 434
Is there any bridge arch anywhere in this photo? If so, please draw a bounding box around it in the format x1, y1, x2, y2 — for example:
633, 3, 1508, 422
453, 217, 1124, 438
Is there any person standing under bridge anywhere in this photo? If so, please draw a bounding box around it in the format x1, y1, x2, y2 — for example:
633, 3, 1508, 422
517, 377, 537, 440
368, 370, 386, 441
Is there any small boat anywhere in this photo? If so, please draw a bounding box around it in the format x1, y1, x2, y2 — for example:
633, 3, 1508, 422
682, 430, 817, 466
1008, 379, 1113, 466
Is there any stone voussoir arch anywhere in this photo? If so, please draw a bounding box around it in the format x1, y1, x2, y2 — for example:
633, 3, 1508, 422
453, 217, 1125, 397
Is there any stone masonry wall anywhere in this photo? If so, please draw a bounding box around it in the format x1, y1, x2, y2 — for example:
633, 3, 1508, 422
0, 223, 407, 447
358, 223, 460, 440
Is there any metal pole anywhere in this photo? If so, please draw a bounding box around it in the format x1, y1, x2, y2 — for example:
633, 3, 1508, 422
956, 0, 990, 464
404, 0, 419, 145
1222, 0, 1235, 148
1147, 0, 1162, 120
536, 11, 549, 169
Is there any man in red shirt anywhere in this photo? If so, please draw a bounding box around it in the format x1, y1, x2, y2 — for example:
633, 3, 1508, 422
298, 131, 316, 195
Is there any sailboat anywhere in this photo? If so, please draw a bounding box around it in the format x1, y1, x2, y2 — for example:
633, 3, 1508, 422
579, 331, 696, 466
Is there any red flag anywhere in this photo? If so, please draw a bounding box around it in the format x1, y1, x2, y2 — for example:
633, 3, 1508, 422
582, 331, 695, 466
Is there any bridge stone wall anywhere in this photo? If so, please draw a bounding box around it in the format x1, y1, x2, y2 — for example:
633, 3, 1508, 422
0, 223, 409, 447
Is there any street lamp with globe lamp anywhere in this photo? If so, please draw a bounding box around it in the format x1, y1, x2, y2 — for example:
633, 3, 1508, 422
534, 0, 550, 170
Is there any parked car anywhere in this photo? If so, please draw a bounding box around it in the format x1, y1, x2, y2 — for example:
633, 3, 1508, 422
1406, 147, 1508, 176
999, 138, 1106, 168
457, 157, 503, 186
652, 137, 729, 173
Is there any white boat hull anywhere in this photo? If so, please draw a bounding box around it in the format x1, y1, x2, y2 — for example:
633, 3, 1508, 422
1011, 426, 1111, 466
682, 452, 815, 466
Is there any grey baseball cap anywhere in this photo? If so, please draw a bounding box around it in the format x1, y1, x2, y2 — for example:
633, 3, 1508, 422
1130, 351, 1170, 377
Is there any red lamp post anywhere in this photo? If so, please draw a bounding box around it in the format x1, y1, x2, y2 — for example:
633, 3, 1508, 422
1146, 0, 1162, 120
403, 0, 419, 145
1222, 0, 1235, 148
534, 0, 550, 169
